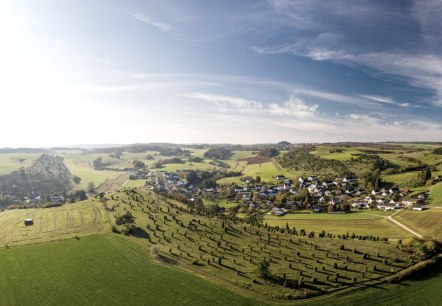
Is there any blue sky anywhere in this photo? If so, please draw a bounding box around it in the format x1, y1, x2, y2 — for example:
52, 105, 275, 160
1, 0, 441, 146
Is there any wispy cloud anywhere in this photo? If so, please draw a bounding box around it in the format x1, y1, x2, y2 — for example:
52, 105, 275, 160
358, 95, 414, 108
187, 93, 318, 119
130, 13, 171, 32
186, 93, 263, 113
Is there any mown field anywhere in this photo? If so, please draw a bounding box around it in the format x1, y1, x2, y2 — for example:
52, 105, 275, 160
264, 215, 409, 240
392, 209, 442, 242
0, 201, 110, 247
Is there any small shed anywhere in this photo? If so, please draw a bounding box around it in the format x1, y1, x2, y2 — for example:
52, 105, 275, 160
24, 219, 34, 226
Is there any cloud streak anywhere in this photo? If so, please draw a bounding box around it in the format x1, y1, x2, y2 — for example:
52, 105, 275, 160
130, 12, 171, 32
187, 93, 318, 119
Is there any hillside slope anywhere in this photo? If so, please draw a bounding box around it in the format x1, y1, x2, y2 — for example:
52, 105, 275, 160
0, 154, 75, 195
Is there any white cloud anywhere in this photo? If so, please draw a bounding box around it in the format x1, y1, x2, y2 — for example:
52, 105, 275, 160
187, 93, 317, 119
269, 96, 318, 118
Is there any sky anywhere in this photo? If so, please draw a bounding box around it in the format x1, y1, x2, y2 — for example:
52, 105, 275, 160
0, 0, 442, 147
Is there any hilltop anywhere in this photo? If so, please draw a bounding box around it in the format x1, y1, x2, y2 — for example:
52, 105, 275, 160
0, 154, 76, 196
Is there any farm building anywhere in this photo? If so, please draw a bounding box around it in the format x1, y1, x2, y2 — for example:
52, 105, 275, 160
24, 219, 34, 226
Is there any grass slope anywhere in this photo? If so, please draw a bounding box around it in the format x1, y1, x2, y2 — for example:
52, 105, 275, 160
0, 234, 257, 306
392, 210, 442, 242
310, 260, 442, 306
107, 188, 422, 301
429, 183, 442, 206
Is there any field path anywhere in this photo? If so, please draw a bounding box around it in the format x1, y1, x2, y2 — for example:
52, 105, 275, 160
271, 158, 283, 171
387, 210, 423, 238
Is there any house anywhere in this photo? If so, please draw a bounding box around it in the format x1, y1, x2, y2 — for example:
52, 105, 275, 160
268, 207, 287, 216
402, 198, 422, 207
400, 188, 409, 195
312, 205, 327, 213
275, 174, 286, 180
412, 204, 426, 211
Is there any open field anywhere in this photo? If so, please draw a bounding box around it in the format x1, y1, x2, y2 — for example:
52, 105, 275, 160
0, 234, 257, 306
217, 161, 298, 185
309, 260, 442, 306
264, 210, 396, 220
313, 146, 363, 161
95, 173, 131, 193
61, 153, 128, 190
264, 216, 409, 240
0, 201, 110, 247
0, 153, 37, 174
158, 161, 221, 172
123, 179, 149, 188
392, 209, 442, 242
382, 171, 420, 185
429, 183, 442, 206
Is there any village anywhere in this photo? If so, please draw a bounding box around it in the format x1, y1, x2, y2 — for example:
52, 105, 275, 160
141, 169, 429, 216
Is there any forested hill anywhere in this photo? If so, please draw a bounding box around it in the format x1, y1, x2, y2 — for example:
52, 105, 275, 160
0, 154, 75, 195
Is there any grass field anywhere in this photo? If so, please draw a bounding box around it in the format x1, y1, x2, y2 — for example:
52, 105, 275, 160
105, 188, 423, 301
429, 183, 442, 206
264, 215, 409, 240
382, 171, 421, 185
310, 260, 442, 306
0, 201, 110, 247
0, 153, 37, 174
62, 153, 128, 191
123, 179, 149, 188
392, 209, 442, 241
217, 161, 298, 185
0, 234, 257, 306
0, 188, 440, 305
313, 146, 363, 161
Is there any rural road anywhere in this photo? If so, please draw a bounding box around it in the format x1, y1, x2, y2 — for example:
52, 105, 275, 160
386, 210, 423, 238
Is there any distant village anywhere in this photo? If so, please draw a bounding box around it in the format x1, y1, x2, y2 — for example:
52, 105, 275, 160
137, 169, 432, 216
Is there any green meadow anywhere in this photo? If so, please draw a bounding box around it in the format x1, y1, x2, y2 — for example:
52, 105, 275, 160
0, 234, 257, 306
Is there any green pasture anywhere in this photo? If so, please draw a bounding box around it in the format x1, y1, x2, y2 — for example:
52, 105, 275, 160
382, 171, 421, 185
429, 183, 442, 206
313, 146, 362, 161
0, 234, 257, 306
0, 153, 37, 174
158, 161, 220, 172
230, 150, 256, 160
217, 161, 298, 185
